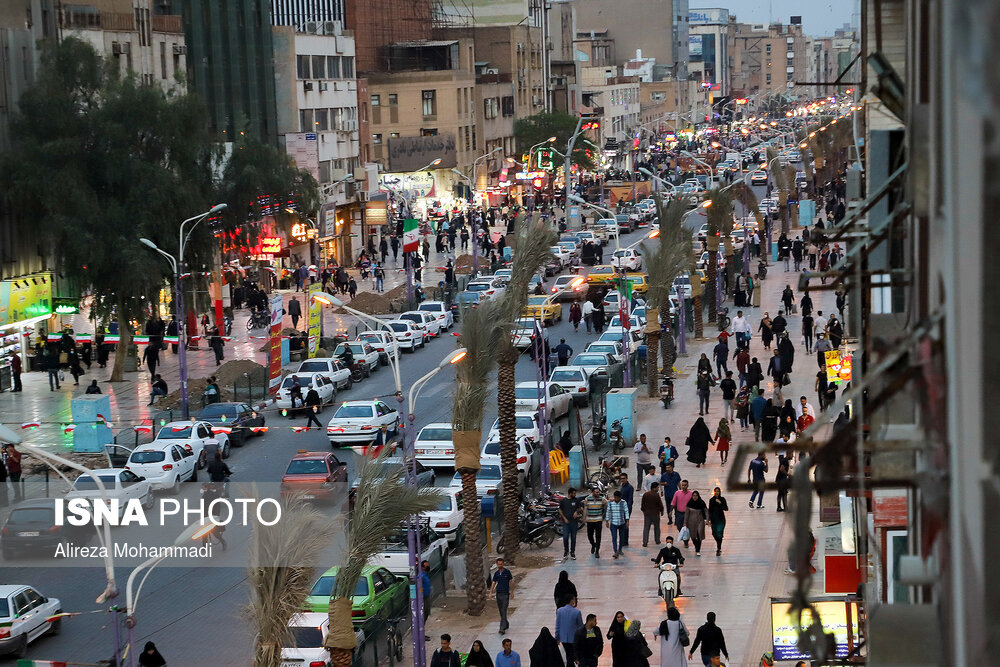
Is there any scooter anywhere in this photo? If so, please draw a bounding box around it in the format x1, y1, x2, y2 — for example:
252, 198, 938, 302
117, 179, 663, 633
609, 419, 625, 454
653, 562, 680, 607
496, 507, 557, 553
659, 373, 674, 410
757, 260, 768, 281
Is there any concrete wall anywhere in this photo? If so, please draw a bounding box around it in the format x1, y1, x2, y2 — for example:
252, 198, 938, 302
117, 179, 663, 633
574, 0, 674, 67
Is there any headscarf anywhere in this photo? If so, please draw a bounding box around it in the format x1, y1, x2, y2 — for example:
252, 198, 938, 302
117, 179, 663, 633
688, 417, 711, 444
465, 640, 495, 667
554, 570, 577, 607
138, 642, 166, 667
625, 618, 643, 639
686, 491, 707, 513
528, 627, 565, 667
658, 606, 681, 638
717, 418, 731, 439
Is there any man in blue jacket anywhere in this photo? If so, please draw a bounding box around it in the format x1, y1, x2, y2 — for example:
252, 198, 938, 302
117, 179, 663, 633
555, 597, 584, 665
749, 388, 768, 441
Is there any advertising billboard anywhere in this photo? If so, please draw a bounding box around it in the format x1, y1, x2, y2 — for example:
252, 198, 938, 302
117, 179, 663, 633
689, 8, 729, 25
770, 598, 861, 660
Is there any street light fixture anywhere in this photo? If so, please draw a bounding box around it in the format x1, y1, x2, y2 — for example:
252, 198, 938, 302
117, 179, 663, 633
311, 292, 402, 393
567, 195, 620, 249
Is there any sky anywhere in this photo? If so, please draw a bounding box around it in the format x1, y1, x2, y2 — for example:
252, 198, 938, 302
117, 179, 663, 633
689, 0, 857, 38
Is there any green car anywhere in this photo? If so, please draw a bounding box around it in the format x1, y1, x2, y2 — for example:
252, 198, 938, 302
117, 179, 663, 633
304, 564, 408, 624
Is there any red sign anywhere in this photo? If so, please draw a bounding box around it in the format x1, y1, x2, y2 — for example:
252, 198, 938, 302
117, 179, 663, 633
824, 555, 863, 594
259, 237, 282, 254
268, 293, 284, 396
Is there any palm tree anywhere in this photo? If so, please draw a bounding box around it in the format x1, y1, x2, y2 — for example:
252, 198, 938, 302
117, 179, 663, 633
703, 188, 734, 326
727, 181, 761, 282
691, 274, 704, 339
643, 199, 693, 397
768, 147, 791, 235
452, 299, 503, 615
323, 453, 442, 665
496, 213, 556, 563
247, 495, 336, 667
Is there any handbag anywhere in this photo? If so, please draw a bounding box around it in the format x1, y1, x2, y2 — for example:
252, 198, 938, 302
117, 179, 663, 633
59, 351, 68, 365
638, 634, 653, 658
678, 525, 690, 542
678, 621, 691, 647
58, 369, 65, 381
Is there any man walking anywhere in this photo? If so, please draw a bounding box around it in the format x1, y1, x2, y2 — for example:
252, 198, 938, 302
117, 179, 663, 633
641, 481, 665, 546
633, 433, 653, 482
747, 452, 768, 509
660, 463, 681, 525
712, 337, 729, 378
734, 346, 750, 388
495, 638, 521, 667
555, 338, 573, 366
670, 480, 693, 543
689, 612, 730, 666
288, 296, 302, 329
731, 310, 751, 349
584, 487, 607, 558
555, 597, 584, 664
574, 614, 604, 667
719, 371, 737, 422
558, 487, 584, 561
489, 558, 513, 633
430, 634, 462, 667
605, 490, 630, 558
619, 473, 634, 548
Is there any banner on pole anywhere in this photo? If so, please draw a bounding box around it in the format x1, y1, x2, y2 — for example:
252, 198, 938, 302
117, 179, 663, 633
825, 350, 853, 383
402, 218, 419, 253
269, 293, 284, 395
307, 283, 322, 358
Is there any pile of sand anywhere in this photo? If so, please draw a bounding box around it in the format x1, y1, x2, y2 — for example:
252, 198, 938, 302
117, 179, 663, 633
454, 254, 474, 274
344, 291, 392, 315
158, 359, 266, 409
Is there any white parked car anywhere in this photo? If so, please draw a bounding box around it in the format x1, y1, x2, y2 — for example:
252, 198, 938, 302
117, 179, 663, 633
485, 412, 540, 444
0, 585, 61, 657
611, 248, 642, 271
481, 437, 540, 484
154, 420, 227, 463
333, 341, 380, 374
384, 320, 425, 351
585, 340, 624, 362
607, 314, 642, 331
511, 317, 545, 350
603, 290, 622, 311
449, 463, 504, 498
417, 300, 455, 330
550, 244, 573, 266
548, 366, 591, 405
551, 275, 587, 300
513, 381, 572, 419
327, 400, 401, 448
124, 441, 199, 492
399, 311, 440, 338
423, 488, 464, 543
599, 330, 643, 356
283, 613, 332, 667
373, 524, 450, 576
294, 358, 353, 389
67, 468, 153, 512
571, 352, 619, 377
357, 329, 400, 361
465, 278, 506, 301
413, 422, 456, 468
276, 373, 336, 412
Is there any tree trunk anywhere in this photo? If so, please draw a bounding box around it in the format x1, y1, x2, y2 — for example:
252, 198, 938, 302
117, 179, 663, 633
460, 469, 487, 615
706, 251, 718, 325
328, 649, 351, 667
693, 294, 703, 339
496, 344, 521, 564
109, 316, 131, 382
646, 328, 659, 398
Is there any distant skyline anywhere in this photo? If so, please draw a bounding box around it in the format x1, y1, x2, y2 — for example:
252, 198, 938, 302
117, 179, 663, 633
689, 0, 856, 38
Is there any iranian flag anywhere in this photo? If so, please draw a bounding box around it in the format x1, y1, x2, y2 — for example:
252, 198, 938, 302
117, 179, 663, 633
402, 218, 419, 253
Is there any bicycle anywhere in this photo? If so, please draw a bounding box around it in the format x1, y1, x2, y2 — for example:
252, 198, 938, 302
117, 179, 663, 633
717, 306, 731, 332
385, 617, 404, 664
247, 309, 269, 330
589, 454, 627, 490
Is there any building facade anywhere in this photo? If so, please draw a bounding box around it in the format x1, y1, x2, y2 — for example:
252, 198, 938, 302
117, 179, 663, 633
688, 8, 729, 95
574, 0, 675, 71
727, 20, 810, 98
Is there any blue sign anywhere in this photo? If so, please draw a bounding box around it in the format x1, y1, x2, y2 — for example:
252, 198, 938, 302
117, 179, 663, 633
305, 133, 317, 141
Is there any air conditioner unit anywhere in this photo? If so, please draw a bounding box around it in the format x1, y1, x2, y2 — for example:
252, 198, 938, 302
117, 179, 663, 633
172, 45, 187, 55
304, 21, 319, 34
322, 21, 340, 35
357, 191, 369, 202
120, 42, 131, 54
112, 42, 121, 55
319, 82, 329, 91
304, 81, 314, 91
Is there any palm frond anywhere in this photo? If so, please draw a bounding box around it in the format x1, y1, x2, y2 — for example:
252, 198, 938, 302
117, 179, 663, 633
335, 452, 443, 601
643, 198, 694, 313
453, 298, 504, 429
767, 147, 787, 190
246, 493, 337, 667
500, 214, 558, 323
705, 187, 734, 236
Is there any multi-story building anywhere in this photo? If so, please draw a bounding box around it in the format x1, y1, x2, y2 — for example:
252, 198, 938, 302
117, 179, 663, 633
727, 20, 810, 98
546, 0, 579, 113
580, 66, 640, 150
344, 0, 432, 74
365, 39, 478, 214
688, 8, 730, 95
58, 0, 186, 87
574, 0, 675, 72
270, 0, 343, 27
273, 22, 361, 264
474, 67, 515, 192
180, 0, 279, 143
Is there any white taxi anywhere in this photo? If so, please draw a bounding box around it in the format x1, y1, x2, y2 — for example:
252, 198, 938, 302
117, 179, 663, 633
153, 420, 228, 463
276, 373, 337, 412
417, 300, 455, 330
413, 422, 456, 469
513, 382, 572, 419
124, 441, 199, 492
327, 400, 401, 448
384, 320, 425, 351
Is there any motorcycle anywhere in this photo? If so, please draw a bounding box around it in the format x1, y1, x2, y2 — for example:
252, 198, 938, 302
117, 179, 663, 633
496, 507, 557, 553
609, 419, 625, 455
524, 495, 566, 536
659, 373, 674, 410
757, 260, 768, 281
653, 561, 680, 607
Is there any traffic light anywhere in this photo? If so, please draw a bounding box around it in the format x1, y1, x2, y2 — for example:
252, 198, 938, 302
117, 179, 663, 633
537, 148, 554, 171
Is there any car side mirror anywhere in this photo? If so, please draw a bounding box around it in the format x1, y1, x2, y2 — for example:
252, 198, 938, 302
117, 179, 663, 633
138, 477, 146, 481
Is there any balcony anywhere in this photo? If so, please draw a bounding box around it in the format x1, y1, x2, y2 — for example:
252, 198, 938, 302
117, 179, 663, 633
151, 14, 183, 34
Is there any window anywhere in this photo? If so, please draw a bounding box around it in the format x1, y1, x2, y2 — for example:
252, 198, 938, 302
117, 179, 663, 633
484, 97, 499, 119
766, 43, 772, 54
327, 55, 340, 78
766, 73, 772, 84
421, 90, 436, 116
315, 108, 328, 131
160, 42, 167, 79
296, 55, 310, 79
371, 94, 380, 107
332, 107, 344, 129
311, 55, 325, 79
472, 127, 477, 151
388, 93, 397, 106
501, 96, 515, 117
319, 161, 331, 183
372, 134, 383, 145
420, 128, 438, 136
299, 109, 314, 132
390, 132, 399, 138
341, 56, 354, 78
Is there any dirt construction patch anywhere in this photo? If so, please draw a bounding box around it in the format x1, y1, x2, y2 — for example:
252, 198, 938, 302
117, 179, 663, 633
158, 359, 267, 409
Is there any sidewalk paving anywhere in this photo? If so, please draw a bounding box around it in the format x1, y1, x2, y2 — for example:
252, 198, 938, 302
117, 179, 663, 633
418, 247, 832, 666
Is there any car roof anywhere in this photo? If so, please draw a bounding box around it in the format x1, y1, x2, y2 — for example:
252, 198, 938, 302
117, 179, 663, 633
418, 422, 452, 430
74, 468, 120, 478
290, 451, 330, 460
515, 381, 552, 387
419, 300, 446, 307
288, 612, 329, 629
0, 585, 33, 598
550, 366, 586, 375
161, 420, 202, 428
6, 498, 58, 511
338, 400, 380, 406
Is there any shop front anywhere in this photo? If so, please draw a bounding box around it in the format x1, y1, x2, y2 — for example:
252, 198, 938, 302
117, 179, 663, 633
0, 272, 55, 389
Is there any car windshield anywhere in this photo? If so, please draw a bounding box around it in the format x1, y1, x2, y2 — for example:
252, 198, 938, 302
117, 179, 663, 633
285, 459, 328, 475
418, 304, 442, 313
199, 404, 240, 419
458, 293, 479, 302
156, 427, 192, 439
550, 370, 584, 382
479, 465, 502, 480
333, 405, 374, 418
431, 496, 454, 511
0, 599, 8, 619
514, 319, 535, 330
466, 283, 490, 292
515, 416, 535, 429
387, 322, 408, 332
130, 450, 166, 463
282, 376, 316, 389
9, 508, 55, 524
288, 626, 324, 648
527, 296, 549, 305
417, 428, 452, 442
588, 345, 615, 353
298, 361, 332, 373
613, 250, 628, 258
554, 277, 571, 286
73, 474, 118, 490
575, 355, 606, 365
514, 387, 542, 399
398, 314, 420, 323
310, 574, 369, 598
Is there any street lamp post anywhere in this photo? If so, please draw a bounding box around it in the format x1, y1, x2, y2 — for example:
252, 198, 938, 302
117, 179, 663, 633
567, 195, 621, 250
140, 204, 227, 420
681, 150, 717, 189
397, 159, 442, 304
